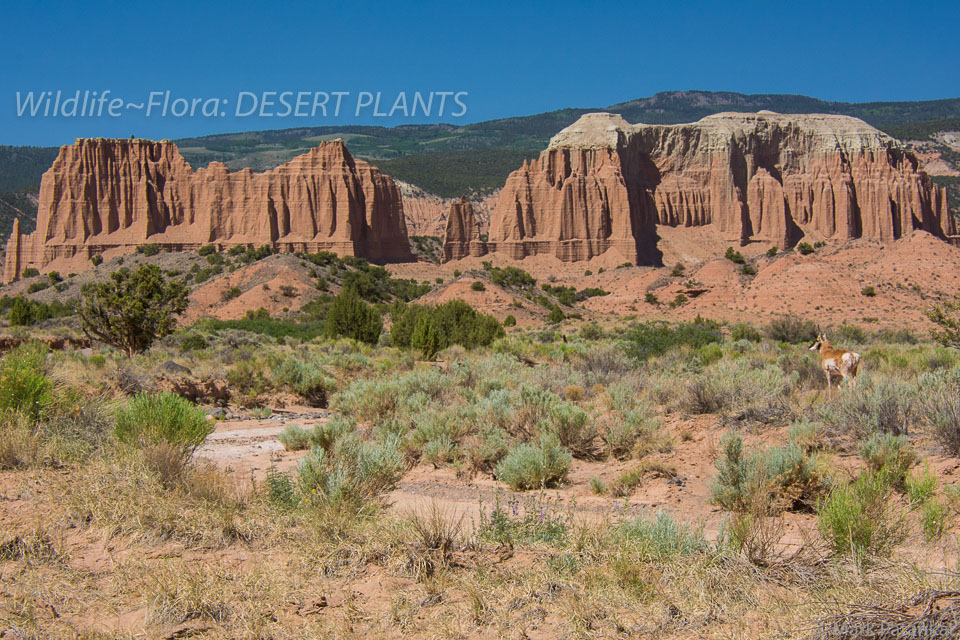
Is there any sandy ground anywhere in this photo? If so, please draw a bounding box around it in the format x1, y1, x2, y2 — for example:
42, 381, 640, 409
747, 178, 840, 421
194, 407, 960, 568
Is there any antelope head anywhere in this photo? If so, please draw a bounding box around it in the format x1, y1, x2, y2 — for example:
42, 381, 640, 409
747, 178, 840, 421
808, 327, 827, 351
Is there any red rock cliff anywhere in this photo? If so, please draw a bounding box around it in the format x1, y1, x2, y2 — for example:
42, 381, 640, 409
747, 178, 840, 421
446, 112, 956, 263
4, 138, 412, 281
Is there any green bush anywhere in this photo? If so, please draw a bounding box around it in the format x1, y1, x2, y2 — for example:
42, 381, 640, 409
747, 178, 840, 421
905, 465, 937, 505
297, 434, 406, 510
324, 287, 382, 345
766, 246, 778, 257
503, 314, 517, 327
198, 245, 217, 256
273, 357, 335, 407
616, 511, 708, 559
196, 309, 326, 341
278, 425, 312, 451
741, 264, 757, 276
816, 471, 904, 557
730, 323, 761, 343
861, 286, 877, 297
819, 374, 916, 438
0, 343, 53, 421
797, 242, 815, 255
857, 432, 916, 489
644, 292, 658, 305
547, 307, 565, 324
495, 435, 571, 491
724, 247, 745, 264
114, 392, 212, 455
579, 323, 604, 340
21, 268, 40, 278
623, 317, 722, 361
916, 369, 960, 455
920, 499, 951, 542
179, 334, 209, 352
470, 281, 486, 292
488, 266, 535, 288
391, 300, 504, 359
710, 434, 825, 514
90, 254, 103, 266
766, 315, 818, 343
78, 264, 189, 356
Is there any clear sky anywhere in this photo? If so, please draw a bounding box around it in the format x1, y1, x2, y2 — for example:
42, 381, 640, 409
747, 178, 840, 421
2, 0, 958, 146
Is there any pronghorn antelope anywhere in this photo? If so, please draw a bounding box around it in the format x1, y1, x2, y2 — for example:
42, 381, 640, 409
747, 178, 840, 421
808, 329, 861, 390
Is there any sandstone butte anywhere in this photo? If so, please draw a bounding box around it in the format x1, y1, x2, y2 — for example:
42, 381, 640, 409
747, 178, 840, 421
443, 111, 959, 263
3, 138, 412, 282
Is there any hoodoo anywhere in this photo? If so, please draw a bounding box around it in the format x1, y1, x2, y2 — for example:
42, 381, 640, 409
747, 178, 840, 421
3, 138, 413, 281
444, 111, 957, 263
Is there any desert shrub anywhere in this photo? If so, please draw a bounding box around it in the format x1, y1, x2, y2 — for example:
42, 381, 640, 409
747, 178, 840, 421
766, 315, 817, 343
0, 343, 53, 421
817, 470, 905, 557
264, 467, 298, 509
278, 425, 312, 451
547, 307, 565, 324
797, 242, 815, 255
916, 369, 960, 455
273, 357, 335, 407
179, 333, 209, 352
616, 511, 708, 559
78, 264, 189, 356
464, 426, 511, 473
470, 281, 486, 292
682, 358, 795, 421
26, 281, 49, 293
741, 264, 757, 275
196, 309, 326, 341
197, 245, 217, 256
644, 292, 658, 305
623, 317, 722, 361
905, 465, 937, 506
543, 401, 599, 460
91, 254, 103, 266
488, 266, 535, 288
920, 499, 951, 541
304, 415, 353, 453
832, 324, 866, 344
21, 267, 40, 278
925, 298, 960, 349
324, 287, 382, 345
668, 294, 688, 308
391, 300, 504, 359
503, 314, 516, 327
766, 246, 778, 257
114, 392, 212, 458
138, 243, 161, 256
297, 434, 406, 511
710, 434, 825, 514
730, 323, 761, 343
857, 433, 916, 489
861, 286, 877, 297
724, 247, 745, 264
579, 323, 604, 340
818, 374, 916, 438
221, 286, 242, 301
600, 409, 660, 460
495, 435, 571, 491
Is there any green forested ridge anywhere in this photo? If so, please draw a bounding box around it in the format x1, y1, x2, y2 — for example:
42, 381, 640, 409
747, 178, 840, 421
2, 91, 959, 201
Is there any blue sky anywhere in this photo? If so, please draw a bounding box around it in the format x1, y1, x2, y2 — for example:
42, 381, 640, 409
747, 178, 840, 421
2, 0, 958, 146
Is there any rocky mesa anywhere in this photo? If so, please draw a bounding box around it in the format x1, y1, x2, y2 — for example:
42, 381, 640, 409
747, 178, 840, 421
444, 111, 957, 263
3, 138, 412, 281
